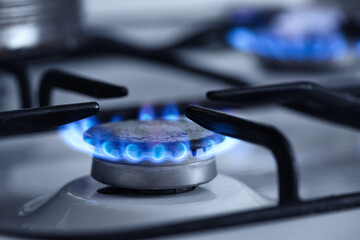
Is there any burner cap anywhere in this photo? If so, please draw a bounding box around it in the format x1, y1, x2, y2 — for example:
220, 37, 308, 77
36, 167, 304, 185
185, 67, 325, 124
84, 119, 224, 153
84, 119, 222, 190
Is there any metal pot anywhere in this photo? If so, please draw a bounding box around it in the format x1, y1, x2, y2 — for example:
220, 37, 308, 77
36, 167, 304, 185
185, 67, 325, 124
0, 0, 83, 62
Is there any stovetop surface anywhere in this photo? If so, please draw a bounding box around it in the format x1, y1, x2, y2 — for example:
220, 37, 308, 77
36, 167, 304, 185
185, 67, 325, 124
1, 0, 360, 239
1, 106, 360, 239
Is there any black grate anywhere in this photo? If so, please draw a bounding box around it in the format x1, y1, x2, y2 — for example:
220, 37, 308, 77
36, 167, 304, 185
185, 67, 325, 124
1, 32, 360, 239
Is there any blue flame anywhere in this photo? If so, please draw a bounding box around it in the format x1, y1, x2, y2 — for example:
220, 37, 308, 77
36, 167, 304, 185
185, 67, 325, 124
99, 142, 190, 163
59, 104, 239, 164
172, 143, 188, 160
125, 144, 143, 163
110, 114, 123, 122
138, 105, 155, 121
227, 27, 255, 53
193, 137, 239, 160
58, 116, 98, 153
153, 144, 167, 162
227, 27, 349, 62
92, 137, 239, 164
102, 141, 122, 161
162, 104, 180, 121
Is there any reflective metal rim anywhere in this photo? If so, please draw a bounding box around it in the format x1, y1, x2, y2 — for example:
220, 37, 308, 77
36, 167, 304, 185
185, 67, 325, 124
91, 157, 217, 189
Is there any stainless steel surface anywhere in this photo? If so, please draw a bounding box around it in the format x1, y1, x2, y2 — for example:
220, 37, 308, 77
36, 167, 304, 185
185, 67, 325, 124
167, 208, 360, 240
0, 0, 83, 60
16, 174, 270, 232
91, 156, 217, 189
1, 0, 360, 239
1, 106, 360, 239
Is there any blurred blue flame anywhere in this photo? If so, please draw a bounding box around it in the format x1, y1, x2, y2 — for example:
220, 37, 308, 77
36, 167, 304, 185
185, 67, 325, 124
227, 27, 255, 53
58, 116, 98, 153
162, 104, 180, 121
110, 114, 123, 122
138, 104, 155, 121
58, 104, 239, 164
227, 27, 348, 62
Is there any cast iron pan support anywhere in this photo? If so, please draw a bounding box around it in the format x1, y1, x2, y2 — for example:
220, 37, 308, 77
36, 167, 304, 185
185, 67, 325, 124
39, 69, 128, 107
1, 69, 128, 136
1, 63, 31, 108
79, 36, 360, 130
185, 105, 299, 205
0, 102, 99, 136
208, 82, 360, 130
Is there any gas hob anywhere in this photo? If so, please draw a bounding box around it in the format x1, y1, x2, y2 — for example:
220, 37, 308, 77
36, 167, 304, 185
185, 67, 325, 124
1, 1, 360, 239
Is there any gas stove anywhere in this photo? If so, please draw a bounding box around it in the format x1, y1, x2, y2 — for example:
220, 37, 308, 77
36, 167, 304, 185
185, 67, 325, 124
1, 1, 360, 239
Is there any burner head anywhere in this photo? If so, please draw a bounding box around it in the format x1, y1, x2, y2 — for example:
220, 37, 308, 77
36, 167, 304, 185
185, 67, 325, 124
84, 119, 224, 190
84, 119, 224, 163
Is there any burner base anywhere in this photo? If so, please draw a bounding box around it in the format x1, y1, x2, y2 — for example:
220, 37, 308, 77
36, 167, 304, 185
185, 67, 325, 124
17, 175, 272, 233
97, 186, 196, 195
91, 157, 217, 189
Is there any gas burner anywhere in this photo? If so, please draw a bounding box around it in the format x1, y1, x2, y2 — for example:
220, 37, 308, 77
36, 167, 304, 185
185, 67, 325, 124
226, 6, 360, 70
84, 119, 225, 190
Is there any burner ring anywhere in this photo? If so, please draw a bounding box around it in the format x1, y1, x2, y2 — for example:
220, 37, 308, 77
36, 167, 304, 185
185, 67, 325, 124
84, 119, 225, 163
85, 119, 222, 189
91, 156, 217, 189
83, 119, 225, 153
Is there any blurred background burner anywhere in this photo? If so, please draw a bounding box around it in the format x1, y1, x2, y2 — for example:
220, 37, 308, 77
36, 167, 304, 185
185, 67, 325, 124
226, 6, 360, 70
84, 119, 225, 190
